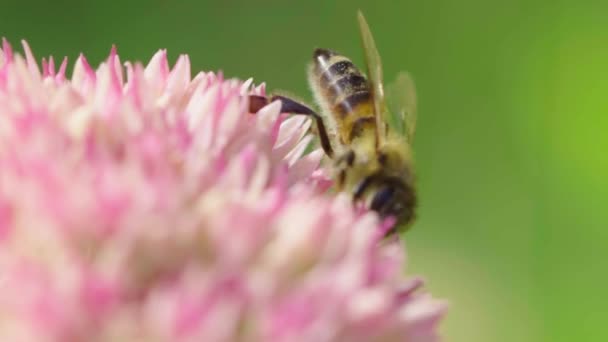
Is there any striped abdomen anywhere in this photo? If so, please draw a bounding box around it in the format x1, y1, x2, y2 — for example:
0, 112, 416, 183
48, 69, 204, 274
309, 48, 375, 144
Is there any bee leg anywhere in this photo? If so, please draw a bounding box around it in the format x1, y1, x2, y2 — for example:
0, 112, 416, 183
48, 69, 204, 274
352, 172, 381, 201
353, 176, 372, 201
331, 149, 355, 191
335, 149, 355, 167
249, 95, 334, 158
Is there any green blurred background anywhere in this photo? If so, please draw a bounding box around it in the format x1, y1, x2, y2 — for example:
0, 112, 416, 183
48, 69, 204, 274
2, 0, 607, 341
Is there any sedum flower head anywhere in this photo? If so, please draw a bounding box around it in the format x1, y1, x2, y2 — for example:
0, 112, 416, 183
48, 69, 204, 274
0, 40, 446, 342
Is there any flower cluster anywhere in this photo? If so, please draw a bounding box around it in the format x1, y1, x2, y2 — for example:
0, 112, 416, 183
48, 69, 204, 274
0, 40, 446, 341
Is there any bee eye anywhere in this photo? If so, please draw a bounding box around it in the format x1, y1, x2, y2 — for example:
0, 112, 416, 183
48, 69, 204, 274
370, 187, 395, 213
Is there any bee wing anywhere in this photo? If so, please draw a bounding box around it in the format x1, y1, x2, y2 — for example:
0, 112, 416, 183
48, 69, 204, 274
386, 71, 417, 143
357, 11, 387, 144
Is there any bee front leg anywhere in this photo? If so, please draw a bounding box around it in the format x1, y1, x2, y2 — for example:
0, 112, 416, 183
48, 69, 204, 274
249, 95, 334, 158
332, 149, 355, 191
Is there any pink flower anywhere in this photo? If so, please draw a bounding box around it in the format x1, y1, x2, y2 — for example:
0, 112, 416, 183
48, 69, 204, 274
0, 40, 446, 342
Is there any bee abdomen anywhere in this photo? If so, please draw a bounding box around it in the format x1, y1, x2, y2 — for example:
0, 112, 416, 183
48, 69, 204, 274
334, 91, 371, 117
313, 48, 371, 116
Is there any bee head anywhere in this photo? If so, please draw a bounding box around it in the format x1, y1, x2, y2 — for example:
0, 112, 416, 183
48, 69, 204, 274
369, 179, 416, 231
351, 146, 417, 233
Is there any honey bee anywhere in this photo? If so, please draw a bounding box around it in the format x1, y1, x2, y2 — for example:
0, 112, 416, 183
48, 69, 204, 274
250, 11, 418, 234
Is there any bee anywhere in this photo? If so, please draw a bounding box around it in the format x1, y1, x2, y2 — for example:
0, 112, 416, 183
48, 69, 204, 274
250, 11, 418, 234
